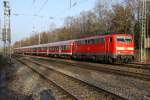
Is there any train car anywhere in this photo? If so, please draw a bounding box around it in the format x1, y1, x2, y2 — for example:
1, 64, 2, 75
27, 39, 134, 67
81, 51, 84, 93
14, 33, 135, 63
72, 33, 135, 63
15, 40, 74, 57
44, 40, 74, 57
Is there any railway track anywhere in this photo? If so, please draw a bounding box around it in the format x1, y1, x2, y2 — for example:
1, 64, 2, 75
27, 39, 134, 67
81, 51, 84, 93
13, 54, 150, 81
14, 58, 78, 100
14, 54, 150, 81
14, 57, 125, 100
25, 55, 150, 81
123, 63, 150, 69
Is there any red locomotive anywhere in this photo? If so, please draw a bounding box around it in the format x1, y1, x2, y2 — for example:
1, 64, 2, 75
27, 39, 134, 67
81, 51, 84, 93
14, 33, 135, 63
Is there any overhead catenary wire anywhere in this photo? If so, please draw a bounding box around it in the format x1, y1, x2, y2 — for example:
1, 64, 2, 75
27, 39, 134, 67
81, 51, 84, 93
30, 0, 75, 29
29, 0, 89, 24
70, 0, 91, 8
30, 0, 49, 32
31, 0, 36, 7
32, 0, 36, 4
12, 13, 54, 19
54, 0, 90, 19
13, 0, 93, 40
29, 0, 37, 11
36, 0, 49, 14
70, 0, 78, 8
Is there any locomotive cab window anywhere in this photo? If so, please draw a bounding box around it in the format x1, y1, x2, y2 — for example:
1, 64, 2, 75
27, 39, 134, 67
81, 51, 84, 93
117, 36, 125, 42
125, 37, 133, 42
117, 36, 133, 42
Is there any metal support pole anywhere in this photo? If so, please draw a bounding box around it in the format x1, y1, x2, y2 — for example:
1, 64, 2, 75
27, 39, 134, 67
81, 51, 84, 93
139, 0, 147, 63
38, 33, 41, 45
3, 0, 11, 63
70, 0, 72, 8
8, 7, 11, 63
146, 1, 150, 63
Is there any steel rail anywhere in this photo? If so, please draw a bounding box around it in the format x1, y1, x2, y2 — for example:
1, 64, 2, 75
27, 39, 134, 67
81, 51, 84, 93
14, 54, 150, 81
14, 57, 78, 100
32, 56, 150, 81
19, 57, 125, 100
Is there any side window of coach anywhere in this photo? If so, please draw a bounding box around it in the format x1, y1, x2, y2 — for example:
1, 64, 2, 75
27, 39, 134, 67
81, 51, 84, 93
100, 38, 105, 43
76, 41, 82, 45
85, 40, 88, 44
90, 39, 95, 44
91, 39, 96, 44
95, 38, 99, 44
96, 38, 105, 43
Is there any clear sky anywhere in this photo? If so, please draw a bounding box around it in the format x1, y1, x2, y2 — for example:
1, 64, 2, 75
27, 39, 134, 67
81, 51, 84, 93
0, 0, 122, 44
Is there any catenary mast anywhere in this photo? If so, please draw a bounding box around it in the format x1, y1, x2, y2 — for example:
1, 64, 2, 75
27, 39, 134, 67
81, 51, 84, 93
3, 0, 11, 62
139, 0, 147, 63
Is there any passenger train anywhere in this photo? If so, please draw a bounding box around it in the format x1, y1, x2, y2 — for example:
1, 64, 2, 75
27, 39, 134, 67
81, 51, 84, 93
14, 33, 135, 63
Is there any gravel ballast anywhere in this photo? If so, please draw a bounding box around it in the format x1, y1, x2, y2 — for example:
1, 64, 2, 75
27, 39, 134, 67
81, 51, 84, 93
31, 57, 150, 100
0, 57, 77, 100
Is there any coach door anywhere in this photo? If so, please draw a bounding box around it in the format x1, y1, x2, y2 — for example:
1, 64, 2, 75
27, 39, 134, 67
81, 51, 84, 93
106, 36, 114, 63
105, 37, 111, 58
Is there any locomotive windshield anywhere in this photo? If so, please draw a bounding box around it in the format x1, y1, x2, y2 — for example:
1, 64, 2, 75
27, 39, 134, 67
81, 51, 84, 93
125, 37, 132, 42
117, 36, 133, 42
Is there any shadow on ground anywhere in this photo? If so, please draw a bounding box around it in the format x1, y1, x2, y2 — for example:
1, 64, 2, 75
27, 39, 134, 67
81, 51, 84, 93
0, 55, 56, 100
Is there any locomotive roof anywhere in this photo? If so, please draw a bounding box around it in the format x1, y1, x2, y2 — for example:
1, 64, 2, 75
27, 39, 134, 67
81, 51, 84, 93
75, 33, 132, 41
